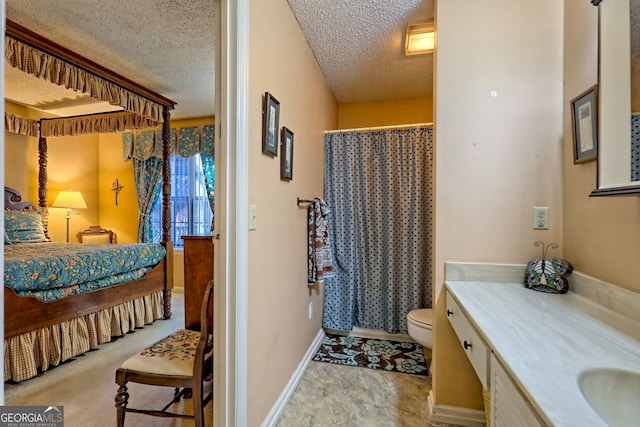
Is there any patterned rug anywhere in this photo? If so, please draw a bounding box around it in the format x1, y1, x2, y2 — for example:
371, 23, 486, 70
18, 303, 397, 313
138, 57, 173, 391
312, 333, 430, 376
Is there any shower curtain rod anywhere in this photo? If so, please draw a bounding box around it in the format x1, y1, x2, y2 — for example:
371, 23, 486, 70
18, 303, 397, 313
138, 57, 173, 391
324, 122, 433, 134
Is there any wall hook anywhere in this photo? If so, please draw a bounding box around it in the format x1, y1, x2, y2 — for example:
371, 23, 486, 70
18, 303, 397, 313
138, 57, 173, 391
112, 178, 124, 206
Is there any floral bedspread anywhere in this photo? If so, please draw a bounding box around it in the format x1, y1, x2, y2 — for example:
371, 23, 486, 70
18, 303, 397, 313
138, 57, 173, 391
4, 242, 166, 301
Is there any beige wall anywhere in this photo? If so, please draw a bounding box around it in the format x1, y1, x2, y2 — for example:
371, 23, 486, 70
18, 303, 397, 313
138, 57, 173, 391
248, 0, 338, 424
4, 102, 100, 242
5, 102, 40, 200
563, 3, 640, 292
433, 0, 563, 409
337, 96, 433, 129
97, 131, 136, 243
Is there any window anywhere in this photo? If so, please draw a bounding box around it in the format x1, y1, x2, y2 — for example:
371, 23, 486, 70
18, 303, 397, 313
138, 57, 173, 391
150, 154, 213, 248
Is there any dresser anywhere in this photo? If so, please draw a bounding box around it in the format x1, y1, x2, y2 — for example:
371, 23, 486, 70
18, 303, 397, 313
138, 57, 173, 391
181, 235, 214, 330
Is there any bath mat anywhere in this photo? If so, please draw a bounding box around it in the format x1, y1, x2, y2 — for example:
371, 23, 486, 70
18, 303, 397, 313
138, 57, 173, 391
312, 333, 429, 376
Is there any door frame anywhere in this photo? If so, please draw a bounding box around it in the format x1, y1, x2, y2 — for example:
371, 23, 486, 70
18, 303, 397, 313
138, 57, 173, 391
214, 0, 249, 425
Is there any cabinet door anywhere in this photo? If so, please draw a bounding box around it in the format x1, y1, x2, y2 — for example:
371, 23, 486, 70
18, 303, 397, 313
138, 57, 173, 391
446, 291, 490, 389
490, 354, 544, 427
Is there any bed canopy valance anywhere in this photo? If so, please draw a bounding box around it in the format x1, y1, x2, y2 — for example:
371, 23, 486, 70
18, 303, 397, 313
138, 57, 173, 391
5, 112, 38, 136
4, 19, 177, 245
5, 111, 159, 137
5, 20, 174, 121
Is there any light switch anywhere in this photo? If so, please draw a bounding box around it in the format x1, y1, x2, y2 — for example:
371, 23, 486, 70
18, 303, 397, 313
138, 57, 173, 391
249, 205, 257, 230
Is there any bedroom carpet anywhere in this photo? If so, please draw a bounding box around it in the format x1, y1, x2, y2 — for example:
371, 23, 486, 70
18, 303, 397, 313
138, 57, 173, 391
4, 291, 212, 427
312, 333, 430, 376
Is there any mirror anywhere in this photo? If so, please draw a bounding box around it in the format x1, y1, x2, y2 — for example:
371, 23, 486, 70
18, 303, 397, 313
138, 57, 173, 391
592, 0, 640, 195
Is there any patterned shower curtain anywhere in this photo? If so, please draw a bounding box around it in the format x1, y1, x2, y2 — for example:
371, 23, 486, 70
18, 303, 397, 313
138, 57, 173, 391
323, 127, 433, 334
632, 116, 640, 181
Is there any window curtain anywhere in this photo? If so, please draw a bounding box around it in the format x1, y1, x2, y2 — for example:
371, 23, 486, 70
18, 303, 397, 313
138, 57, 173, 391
322, 127, 433, 334
133, 157, 163, 242
201, 154, 215, 231
124, 124, 215, 235
201, 125, 215, 230
129, 130, 164, 242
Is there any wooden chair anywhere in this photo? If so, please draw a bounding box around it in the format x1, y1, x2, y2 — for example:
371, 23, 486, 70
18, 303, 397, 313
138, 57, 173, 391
115, 280, 214, 427
77, 225, 116, 243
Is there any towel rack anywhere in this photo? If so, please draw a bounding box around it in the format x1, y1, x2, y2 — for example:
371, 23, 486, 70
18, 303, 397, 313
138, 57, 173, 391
297, 197, 314, 206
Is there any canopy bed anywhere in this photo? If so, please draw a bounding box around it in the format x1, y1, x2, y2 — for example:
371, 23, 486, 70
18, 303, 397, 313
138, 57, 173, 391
3, 20, 176, 382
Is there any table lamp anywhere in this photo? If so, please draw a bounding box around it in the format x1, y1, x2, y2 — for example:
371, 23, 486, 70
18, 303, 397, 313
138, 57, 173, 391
52, 189, 87, 242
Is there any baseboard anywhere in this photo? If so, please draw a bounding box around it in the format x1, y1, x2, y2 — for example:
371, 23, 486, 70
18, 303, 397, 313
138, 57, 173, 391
427, 390, 486, 427
260, 329, 325, 427
325, 327, 414, 343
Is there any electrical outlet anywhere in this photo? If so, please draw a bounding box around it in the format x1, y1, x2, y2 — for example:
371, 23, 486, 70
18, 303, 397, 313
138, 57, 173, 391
533, 207, 549, 230
308, 302, 313, 319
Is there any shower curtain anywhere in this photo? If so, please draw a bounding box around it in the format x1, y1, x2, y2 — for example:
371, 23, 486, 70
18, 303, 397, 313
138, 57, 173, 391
323, 127, 433, 334
632, 116, 640, 181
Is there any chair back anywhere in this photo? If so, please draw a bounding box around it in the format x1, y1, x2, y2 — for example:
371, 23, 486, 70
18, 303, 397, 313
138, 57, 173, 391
194, 280, 214, 381
77, 225, 115, 243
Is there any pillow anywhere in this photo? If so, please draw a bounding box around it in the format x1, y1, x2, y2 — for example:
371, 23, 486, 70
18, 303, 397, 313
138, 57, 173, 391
4, 229, 12, 245
4, 210, 48, 243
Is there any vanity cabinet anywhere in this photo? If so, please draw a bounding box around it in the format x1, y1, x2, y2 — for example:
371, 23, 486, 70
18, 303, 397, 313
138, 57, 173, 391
490, 354, 544, 427
446, 291, 490, 389
446, 290, 544, 427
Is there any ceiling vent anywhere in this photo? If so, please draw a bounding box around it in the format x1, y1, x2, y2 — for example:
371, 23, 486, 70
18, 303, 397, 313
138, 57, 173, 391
405, 19, 435, 55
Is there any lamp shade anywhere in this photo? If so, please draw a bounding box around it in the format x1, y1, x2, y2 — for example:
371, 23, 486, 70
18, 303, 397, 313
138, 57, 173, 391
52, 190, 87, 209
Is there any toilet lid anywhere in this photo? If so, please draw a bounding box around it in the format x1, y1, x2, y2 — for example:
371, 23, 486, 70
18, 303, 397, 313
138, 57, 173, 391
408, 308, 432, 327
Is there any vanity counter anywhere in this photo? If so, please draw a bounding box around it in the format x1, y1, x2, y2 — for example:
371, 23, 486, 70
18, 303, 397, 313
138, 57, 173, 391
445, 279, 640, 426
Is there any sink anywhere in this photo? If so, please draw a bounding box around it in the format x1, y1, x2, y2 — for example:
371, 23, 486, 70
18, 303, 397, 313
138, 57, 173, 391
578, 368, 640, 427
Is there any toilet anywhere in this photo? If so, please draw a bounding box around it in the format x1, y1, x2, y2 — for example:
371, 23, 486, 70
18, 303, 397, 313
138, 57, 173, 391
407, 308, 433, 374
407, 308, 433, 349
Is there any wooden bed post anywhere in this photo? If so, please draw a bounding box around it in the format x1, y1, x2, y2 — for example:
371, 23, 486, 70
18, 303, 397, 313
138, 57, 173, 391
161, 106, 174, 319
38, 127, 50, 238
161, 106, 172, 246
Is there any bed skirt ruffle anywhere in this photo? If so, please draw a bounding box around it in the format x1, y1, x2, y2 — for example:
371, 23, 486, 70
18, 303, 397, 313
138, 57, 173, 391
4, 291, 163, 383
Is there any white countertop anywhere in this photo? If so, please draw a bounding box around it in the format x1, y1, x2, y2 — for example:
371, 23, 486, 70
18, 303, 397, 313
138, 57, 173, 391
445, 279, 640, 427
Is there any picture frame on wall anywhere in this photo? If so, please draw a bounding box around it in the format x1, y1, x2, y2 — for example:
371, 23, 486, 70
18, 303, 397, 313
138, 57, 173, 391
262, 92, 280, 156
571, 85, 598, 164
280, 127, 294, 181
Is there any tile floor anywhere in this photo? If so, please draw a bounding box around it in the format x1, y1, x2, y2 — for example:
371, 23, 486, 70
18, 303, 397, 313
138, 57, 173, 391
276, 360, 435, 426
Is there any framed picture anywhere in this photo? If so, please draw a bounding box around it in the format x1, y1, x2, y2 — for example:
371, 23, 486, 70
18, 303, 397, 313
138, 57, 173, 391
262, 92, 280, 156
280, 127, 294, 181
571, 85, 598, 164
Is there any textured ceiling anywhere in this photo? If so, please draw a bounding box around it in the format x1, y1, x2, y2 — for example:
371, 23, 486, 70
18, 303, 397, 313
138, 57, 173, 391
287, 0, 434, 104
4, 0, 215, 119
7, 1, 640, 120
4, 0, 434, 119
